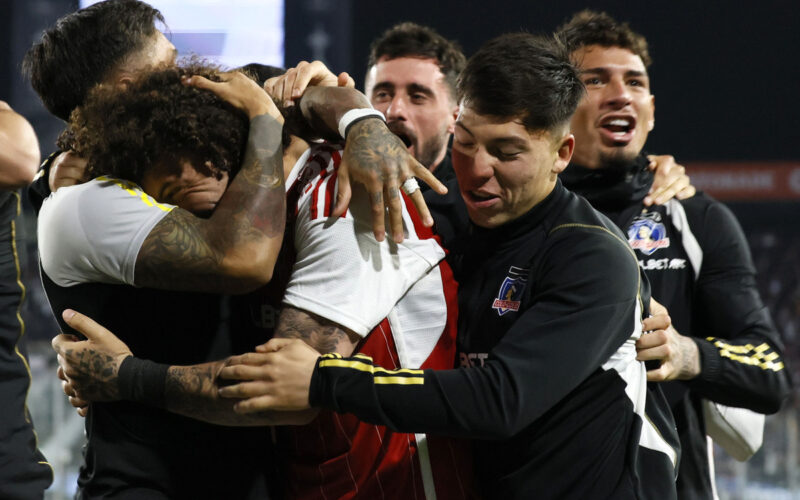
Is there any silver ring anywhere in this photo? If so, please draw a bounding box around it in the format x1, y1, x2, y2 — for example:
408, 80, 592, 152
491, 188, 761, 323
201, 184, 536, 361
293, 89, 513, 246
401, 177, 420, 195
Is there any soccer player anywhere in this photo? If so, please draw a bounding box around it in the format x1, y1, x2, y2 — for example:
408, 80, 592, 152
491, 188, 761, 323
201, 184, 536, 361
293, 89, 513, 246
81, 33, 677, 499
0, 101, 53, 499
555, 11, 792, 499
52, 63, 472, 498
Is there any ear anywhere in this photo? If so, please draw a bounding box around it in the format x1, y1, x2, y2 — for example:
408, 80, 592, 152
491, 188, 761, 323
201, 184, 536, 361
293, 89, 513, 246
446, 101, 459, 135
647, 94, 655, 132
553, 133, 575, 174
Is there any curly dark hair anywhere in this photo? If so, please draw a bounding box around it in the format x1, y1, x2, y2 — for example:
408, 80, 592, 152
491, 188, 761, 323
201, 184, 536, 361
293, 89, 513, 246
23, 0, 165, 121
64, 61, 249, 185
367, 22, 466, 103
556, 10, 652, 68
458, 33, 584, 133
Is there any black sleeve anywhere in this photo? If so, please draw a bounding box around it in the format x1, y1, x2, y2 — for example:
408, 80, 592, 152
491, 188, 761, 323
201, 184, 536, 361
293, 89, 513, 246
28, 151, 60, 215
686, 200, 793, 413
310, 228, 643, 438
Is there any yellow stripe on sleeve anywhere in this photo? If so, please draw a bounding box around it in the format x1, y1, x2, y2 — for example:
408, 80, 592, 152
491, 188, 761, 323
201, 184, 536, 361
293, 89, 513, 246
706, 337, 785, 372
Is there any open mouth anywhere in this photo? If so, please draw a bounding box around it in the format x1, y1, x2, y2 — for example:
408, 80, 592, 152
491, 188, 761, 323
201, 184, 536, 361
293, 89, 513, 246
465, 190, 500, 206
395, 133, 413, 148
600, 117, 635, 140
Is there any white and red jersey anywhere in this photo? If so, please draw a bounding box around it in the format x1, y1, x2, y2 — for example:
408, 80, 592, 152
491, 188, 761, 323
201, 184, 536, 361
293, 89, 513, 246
279, 143, 473, 499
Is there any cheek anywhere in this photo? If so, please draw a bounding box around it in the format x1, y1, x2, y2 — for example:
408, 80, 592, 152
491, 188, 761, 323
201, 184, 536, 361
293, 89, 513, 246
451, 148, 474, 178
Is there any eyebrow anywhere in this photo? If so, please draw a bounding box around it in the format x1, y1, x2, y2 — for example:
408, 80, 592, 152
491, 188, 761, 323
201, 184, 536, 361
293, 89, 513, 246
455, 122, 528, 147
581, 67, 649, 79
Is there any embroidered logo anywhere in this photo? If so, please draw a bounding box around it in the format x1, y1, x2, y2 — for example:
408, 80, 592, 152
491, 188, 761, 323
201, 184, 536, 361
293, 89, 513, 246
492, 266, 528, 316
627, 212, 670, 255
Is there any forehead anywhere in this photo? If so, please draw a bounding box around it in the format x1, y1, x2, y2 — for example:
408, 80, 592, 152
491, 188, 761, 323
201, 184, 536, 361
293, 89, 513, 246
369, 56, 449, 91
571, 45, 647, 74
457, 106, 536, 142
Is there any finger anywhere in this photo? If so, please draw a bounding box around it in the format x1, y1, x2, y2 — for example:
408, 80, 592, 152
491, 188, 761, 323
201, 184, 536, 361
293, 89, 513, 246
636, 344, 669, 362
224, 352, 272, 368
254, 338, 297, 353
410, 159, 447, 195
636, 330, 668, 349
407, 187, 434, 227
291, 62, 317, 99
219, 380, 272, 399
677, 184, 696, 200
52, 333, 79, 355
61, 309, 111, 342
219, 364, 273, 382
282, 67, 299, 105
331, 162, 353, 219
234, 395, 283, 414
57, 365, 67, 382
649, 297, 668, 315
368, 189, 386, 242
338, 72, 355, 88
263, 75, 278, 97
646, 365, 669, 382
642, 314, 670, 332
385, 182, 405, 244
78, 406, 89, 418
62, 379, 75, 398
182, 74, 218, 90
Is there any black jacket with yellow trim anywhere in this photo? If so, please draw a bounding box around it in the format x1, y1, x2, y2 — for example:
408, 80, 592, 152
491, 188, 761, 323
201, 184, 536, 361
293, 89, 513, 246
311, 181, 679, 499
562, 156, 793, 500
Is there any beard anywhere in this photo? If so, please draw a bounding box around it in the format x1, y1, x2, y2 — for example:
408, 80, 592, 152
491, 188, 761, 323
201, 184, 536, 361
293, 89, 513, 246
598, 147, 639, 174
387, 121, 450, 170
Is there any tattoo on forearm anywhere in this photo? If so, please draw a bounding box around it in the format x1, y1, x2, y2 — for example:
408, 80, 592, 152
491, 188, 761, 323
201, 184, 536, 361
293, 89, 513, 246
164, 362, 279, 426
274, 306, 359, 355
135, 114, 286, 292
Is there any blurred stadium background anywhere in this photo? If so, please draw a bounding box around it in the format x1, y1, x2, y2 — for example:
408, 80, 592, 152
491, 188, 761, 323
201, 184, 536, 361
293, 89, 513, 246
2, 0, 797, 498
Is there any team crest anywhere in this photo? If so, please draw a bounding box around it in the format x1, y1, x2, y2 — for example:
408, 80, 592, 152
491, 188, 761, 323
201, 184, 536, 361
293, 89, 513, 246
492, 266, 528, 316
627, 212, 670, 255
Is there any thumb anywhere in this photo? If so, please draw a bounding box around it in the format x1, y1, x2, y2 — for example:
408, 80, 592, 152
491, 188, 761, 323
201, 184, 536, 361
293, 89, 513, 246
338, 72, 355, 88
62, 309, 111, 342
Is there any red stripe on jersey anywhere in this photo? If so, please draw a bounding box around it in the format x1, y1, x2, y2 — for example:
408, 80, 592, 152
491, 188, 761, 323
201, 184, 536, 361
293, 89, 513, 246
310, 168, 330, 220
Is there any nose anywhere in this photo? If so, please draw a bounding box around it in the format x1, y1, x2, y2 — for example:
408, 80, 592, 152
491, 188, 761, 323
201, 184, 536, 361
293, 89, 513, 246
454, 146, 494, 187
385, 94, 407, 121
603, 77, 632, 108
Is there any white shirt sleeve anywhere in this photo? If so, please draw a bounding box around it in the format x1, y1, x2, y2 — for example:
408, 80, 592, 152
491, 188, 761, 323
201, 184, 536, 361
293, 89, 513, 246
282, 146, 446, 337
38, 176, 175, 287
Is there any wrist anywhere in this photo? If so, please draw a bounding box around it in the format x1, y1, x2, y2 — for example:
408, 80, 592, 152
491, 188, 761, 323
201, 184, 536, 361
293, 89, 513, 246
117, 356, 170, 407
337, 108, 386, 139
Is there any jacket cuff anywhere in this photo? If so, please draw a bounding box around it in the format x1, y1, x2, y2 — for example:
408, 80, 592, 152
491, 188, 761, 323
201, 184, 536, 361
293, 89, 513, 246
694, 337, 723, 383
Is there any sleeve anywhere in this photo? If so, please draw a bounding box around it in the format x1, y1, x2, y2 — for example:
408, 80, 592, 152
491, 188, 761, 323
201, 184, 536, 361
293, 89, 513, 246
37, 177, 175, 287
283, 180, 446, 337
27, 151, 59, 215
685, 200, 793, 413
309, 229, 643, 438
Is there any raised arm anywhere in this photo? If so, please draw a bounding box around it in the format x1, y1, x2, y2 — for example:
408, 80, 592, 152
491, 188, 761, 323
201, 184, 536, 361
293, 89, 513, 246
133, 72, 285, 294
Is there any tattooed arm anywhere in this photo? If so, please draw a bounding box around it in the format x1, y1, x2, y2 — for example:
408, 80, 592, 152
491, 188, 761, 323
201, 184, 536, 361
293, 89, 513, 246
284, 86, 445, 241
133, 72, 286, 294
53, 305, 356, 425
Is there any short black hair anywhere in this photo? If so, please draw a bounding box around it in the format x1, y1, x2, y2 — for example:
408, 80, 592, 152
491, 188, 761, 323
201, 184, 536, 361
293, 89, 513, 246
457, 33, 584, 134
22, 0, 165, 121
556, 10, 652, 68
367, 22, 466, 102
64, 62, 249, 185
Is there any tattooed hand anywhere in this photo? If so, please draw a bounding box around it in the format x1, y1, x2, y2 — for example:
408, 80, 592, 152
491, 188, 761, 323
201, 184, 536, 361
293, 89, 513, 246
335, 117, 447, 242
52, 309, 133, 413
636, 298, 701, 381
